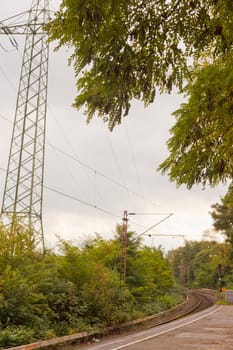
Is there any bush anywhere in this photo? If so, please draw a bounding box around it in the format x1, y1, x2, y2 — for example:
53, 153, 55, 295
0, 326, 34, 348
156, 295, 177, 309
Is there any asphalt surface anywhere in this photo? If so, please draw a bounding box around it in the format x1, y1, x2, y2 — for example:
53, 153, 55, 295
82, 305, 233, 350
123, 305, 233, 350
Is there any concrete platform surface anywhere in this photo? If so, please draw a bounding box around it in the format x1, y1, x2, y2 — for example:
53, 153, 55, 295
125, 305, 233, 350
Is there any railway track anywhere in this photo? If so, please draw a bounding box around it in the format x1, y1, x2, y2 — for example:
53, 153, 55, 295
5, 289, 216, 350
188, 289, 215, 313
144, 289, 215, 328
109, 289, 216, 334
77, 289, 217, 349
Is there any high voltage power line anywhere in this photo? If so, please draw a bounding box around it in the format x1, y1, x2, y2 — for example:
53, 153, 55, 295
0, 51, 161, 212
0, 166, 121, 219
0, 1, 50, 249
0, 48, 162, 211
0, 109, 172, 235
0, 166, 172, 235
0, 26, 165, 215
47, 142, 156, 205
0, 2, 173, 243
123, 120, 143, 194
44, 185, 122, 220
0, 113, 164, 210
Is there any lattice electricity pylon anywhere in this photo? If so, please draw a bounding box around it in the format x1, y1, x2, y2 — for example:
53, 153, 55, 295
0, 1, 50, 250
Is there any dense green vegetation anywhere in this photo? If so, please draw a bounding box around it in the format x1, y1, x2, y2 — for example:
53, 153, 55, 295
47, 1, 233, 194
1, 219, 233, 348
168, 240, 233, 290
2, 190, 233, 348
2, 1, 233, 347
211, 183, 233, 258
47, 0, 232, 132
0, 224, 177, 348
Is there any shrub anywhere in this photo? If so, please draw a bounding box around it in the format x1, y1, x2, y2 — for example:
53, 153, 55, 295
0, 326, 34, 348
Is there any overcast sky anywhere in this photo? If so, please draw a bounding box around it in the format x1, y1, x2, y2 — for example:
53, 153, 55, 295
0, 0, 227, 251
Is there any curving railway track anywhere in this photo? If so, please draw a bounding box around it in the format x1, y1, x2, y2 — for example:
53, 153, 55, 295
109, 289, 216, 334
5, 289, 216, 350
79, 289, 218, 350
187, 289, 216, 313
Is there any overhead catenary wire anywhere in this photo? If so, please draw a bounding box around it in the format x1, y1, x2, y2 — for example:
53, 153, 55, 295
123, 119, 143, 195
49, 142, 93, 204
0, 42, 168, 212
44, 185, 122, 220
0, 112, 147, 206
129, 212, 172, 216
0, 66, 173, 236
47, 142, 163, 208
0, 21, 18, 49
1, 132, 169, 235
46, 188, 170, 233
0, 3, 181, 250
0, 165, 122, 221
1, 11, 32, 24
0, 113, 12, 124
0, 38, 174, 235
46, 101, 144, 209
0, 112, 170, 219
104, 128, 128, 197
139, 214, 173, 237
0, 66, 17, 91
129, 213, 174, 242
47, 108, 110, 209
0, 166, 173, 236
147, 233, 185, 237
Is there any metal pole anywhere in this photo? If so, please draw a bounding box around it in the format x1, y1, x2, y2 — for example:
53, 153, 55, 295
121, 210, 128, 283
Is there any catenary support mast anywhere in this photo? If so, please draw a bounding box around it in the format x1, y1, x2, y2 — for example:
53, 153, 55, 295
0, 1, 50, 250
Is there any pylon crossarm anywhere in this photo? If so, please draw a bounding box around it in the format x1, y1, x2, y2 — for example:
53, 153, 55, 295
0, 24, 46, 35
0, 8, 51, 35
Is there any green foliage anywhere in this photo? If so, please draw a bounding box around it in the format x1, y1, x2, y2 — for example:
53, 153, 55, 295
159, 55, 233, 188
0, 326, 34, 348
46, 0, 233, 130
156, 294, 177, 310
168, 240, 229, 289
211, 183, 233, 254
57, 236, 133, 325
0, 225, 177, 347
157, 1, 233, 188
46, 1, 233, 188
127, 247, 173, 299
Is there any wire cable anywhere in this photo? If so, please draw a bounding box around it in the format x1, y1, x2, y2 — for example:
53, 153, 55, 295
139, 214, 173, 237
0, 165, 122, 221
44, 185, 123, 220
0, 110, 158, 215
0, 114, 12, 124
0, 166, 174, 237
104, 128, 127, 194
0, 111, 168, 212
46, 104, 106, 205
0, 66, 17, 92
0, 34, 163, 211
123, 120, 143, 194
47, 142, 159, 207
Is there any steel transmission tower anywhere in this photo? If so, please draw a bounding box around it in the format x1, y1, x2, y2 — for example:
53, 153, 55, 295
0, 1, 50, 250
